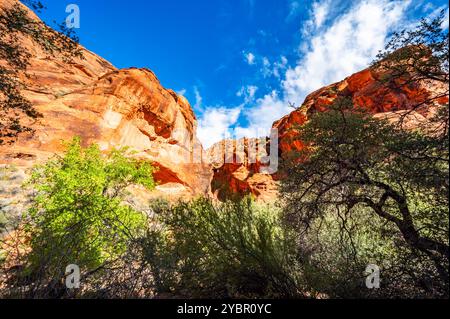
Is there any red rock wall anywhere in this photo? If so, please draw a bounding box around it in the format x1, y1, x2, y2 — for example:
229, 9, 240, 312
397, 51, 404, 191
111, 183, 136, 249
211, 63, 448, 201
274, 66, 448, 157
0, 0, 212, 200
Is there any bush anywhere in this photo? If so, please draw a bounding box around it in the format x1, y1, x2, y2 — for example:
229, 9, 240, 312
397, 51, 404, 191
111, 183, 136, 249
6, 138, 155, 297
143, 197, 305, 298
295, 207, 444, 298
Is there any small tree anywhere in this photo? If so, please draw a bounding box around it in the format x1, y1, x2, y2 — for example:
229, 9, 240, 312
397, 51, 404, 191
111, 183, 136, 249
373, 10, 449, 136
18, 138, 155, 296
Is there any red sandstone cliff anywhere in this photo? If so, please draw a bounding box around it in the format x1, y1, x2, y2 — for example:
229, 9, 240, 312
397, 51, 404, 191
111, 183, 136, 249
274, 65, 448, 156
207, 138, 278, 201
0, 0, 212, 201
209, 58, 448, 201
1, 0, 447, 204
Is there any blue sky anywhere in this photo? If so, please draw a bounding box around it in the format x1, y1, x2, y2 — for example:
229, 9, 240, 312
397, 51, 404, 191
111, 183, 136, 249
36, 0, 449, 148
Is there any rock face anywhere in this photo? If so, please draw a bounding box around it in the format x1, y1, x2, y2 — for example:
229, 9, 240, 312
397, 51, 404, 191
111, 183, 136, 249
0, 0, 212, 203
274, 65, 449, 157
211, 62, 448, 201
1, 1, 447, 204
207, 138, 278, 201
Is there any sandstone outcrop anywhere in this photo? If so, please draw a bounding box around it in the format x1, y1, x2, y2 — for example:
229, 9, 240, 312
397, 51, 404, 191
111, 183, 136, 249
211, 61, 448, 201
0, 0, 212, 205
207, 138, 278, 201
274, 65, 448, 156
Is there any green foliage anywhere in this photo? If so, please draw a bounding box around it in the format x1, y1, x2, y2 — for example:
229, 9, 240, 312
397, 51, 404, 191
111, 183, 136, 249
299, 207, 413, 298
281, 97, 449, 297
143, 197, 304, 298
23, 138, 155, 275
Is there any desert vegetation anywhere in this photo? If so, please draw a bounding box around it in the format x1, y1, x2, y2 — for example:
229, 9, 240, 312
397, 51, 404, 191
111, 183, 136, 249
0, 2, 448, 299
1, 93, 448, 298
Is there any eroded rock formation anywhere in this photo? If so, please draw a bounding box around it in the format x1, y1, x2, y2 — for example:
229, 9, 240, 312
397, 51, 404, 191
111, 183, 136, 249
1, 0, 447, 205
0, 0, 212, 206
207, 138, 278, 201
210, 61, 448, 201
274, 65, 448, 156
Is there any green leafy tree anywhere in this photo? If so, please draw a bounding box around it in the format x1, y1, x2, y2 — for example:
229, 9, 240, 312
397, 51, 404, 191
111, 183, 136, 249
281, 13, 449, 298
281, 98, 449, 297
21, 138, 155, 295
0, 0, 82, 144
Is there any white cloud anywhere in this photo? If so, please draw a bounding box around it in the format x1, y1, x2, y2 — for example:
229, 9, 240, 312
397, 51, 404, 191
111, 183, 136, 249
198, 0, 418, 147
312, 0, 331, 28
176, 89, 187, 96
284, 0, 411, 103
422, 2, 435, 13
193, 86, 203, 111
244, 52, 256, 65
247, 85, 258, 100
302, 0, 332, 36
260, 56, 288, 78
197, 106, 241, 148
261, 57, 271, 77
237, 85, 258, 103
238, 0, 411, 141
235, 91, 293, 138
429, 6, 450, 30
273, 56, 288, 78
444, 8, 449, 30
420, 4, 449, 30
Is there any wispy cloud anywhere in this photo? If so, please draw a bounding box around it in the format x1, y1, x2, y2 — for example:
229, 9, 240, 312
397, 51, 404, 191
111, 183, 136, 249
426, 5, 449, 30
235, 90, 293, 139
260, 55, 288, 78
238, 0, 412, 139
197, 106, 242, 148
284, 0, 411, 102
286, 1, 301, 22
196, 0, 442, 147
443, 8, 449, 30
193, 86, 203, 112
311, 0, 331, 28
237, 85, 258, 104
244, 51, 256, 65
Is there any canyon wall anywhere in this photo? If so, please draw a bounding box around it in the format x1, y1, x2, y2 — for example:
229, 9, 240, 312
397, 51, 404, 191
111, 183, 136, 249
209, 60, 448, 201
0, 0, 212, 215
1, 0, 448, 206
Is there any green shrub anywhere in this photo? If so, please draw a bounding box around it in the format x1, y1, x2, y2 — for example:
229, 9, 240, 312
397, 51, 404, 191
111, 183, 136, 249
22, 138, 155, 283
295, 205, 449, 298
143, 197, 305, 298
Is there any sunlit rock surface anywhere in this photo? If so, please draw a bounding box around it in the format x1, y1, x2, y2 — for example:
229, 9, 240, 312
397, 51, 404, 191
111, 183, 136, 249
0, 0, 212, 204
